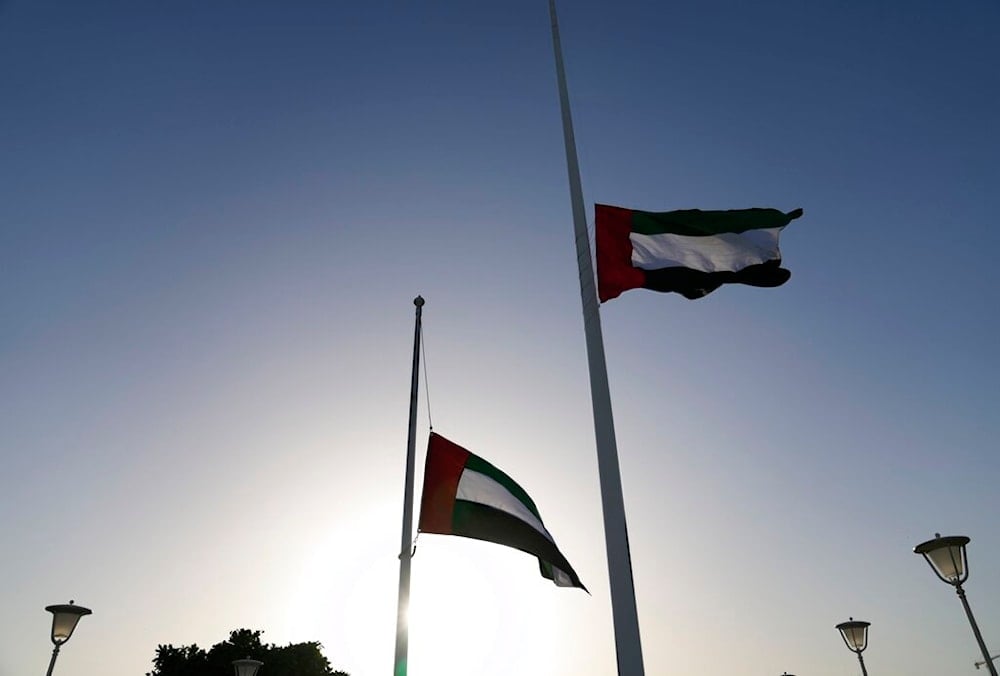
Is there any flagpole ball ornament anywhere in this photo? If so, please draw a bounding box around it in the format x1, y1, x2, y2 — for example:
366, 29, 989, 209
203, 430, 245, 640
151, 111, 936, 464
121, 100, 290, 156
232, 657, 264, 676
914, 533, 970, 585
45, 601, 92, 646
413, 296, 424, 307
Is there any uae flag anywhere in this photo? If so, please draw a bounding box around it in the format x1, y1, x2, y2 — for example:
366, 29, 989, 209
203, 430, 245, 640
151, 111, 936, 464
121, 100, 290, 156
596, 203, 803, 301
418, 433, 586, 590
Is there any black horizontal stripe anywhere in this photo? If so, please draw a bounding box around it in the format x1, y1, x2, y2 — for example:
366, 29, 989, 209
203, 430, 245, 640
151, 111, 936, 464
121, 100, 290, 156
643, 260, 791, 300
451, 500, 585, 590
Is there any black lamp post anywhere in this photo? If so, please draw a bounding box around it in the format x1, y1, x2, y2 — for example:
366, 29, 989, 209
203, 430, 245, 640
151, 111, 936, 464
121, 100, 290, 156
232, 657, 264, 676
44, 601, 92, 676
914, 533, 997, 676
836, 618, 870, 676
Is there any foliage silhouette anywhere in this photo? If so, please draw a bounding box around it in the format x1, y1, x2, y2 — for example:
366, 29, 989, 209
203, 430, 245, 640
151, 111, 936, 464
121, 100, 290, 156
147, 628, 348, 676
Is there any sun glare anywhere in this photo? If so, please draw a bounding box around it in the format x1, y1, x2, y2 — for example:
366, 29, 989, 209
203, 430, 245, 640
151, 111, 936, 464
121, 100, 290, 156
407, 542, 504, 676
284, 500, 400, 674
407, 537, 564, 676
284, 501, 567, 676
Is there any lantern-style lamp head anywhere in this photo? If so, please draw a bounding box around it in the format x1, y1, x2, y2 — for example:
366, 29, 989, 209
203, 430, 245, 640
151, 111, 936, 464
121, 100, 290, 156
836, 617, 870, 654
232, 657, 263, 676
914, 533, 970, 586
44, 601, 92, 646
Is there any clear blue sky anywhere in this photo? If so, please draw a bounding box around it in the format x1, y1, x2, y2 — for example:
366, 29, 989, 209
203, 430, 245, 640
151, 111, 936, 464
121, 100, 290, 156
2, 1, 998, 675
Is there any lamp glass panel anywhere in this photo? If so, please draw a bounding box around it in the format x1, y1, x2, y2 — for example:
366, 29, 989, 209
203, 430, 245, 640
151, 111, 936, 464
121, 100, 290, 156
926, 544, 965, 582
51, 612, 83, 644
843, 626, 867, 651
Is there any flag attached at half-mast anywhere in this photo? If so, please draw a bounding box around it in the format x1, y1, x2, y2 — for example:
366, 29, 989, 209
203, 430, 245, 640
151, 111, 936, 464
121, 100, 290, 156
418, 433, 586, 590
596, 203, 803, 301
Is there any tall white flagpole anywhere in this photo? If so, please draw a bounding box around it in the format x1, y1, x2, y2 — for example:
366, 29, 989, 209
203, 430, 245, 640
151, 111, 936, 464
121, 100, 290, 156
547, 2, 645, 675
394, 295, 424, 676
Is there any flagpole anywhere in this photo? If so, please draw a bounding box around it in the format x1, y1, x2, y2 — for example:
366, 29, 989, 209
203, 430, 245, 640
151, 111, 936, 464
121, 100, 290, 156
547, 2, 645, 675
394, 295, 424, 676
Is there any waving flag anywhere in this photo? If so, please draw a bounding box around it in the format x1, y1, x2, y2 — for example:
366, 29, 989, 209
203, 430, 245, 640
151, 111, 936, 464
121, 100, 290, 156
596, 203, 803, 301
418, 433, 586, 590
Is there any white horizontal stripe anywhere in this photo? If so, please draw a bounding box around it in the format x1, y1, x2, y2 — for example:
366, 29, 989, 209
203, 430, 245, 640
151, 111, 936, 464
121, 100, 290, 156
630, 227, 783, 273
457, 469, 555, 544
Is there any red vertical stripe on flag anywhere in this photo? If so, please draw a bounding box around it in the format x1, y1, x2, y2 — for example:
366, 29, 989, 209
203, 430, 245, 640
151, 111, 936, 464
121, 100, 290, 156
596, 204, 645, 302
417, 433, 470, 534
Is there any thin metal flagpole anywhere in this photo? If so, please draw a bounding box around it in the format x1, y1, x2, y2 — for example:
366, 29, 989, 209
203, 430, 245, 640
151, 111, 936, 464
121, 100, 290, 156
547, 2, 645, 675
394, 295, 424, 676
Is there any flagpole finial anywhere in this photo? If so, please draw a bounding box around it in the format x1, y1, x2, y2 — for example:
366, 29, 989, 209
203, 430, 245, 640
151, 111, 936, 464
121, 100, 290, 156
414, 296, 425, 307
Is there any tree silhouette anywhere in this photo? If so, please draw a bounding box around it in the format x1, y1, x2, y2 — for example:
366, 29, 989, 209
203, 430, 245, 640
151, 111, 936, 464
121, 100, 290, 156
147, 629, 348, 676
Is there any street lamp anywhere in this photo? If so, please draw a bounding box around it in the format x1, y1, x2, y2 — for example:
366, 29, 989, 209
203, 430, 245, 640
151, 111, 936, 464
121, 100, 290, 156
44, 600, 92, 676
232, 657, 263, 676
914, 533, 997, 676
836, 617, 871, 676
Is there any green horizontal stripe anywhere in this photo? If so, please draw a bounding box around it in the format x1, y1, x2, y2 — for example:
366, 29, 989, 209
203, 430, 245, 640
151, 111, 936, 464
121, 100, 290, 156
631, 207, 802, 237
463, 453, 541, 521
